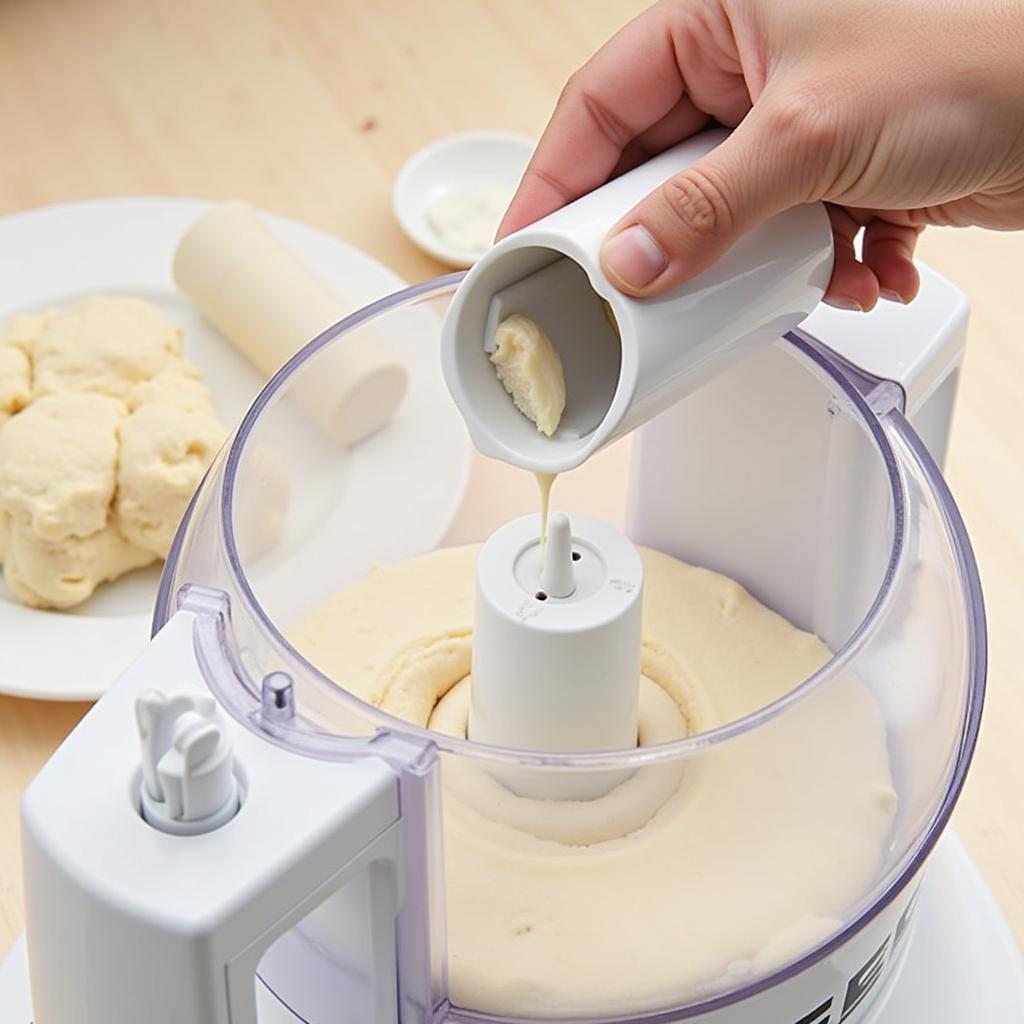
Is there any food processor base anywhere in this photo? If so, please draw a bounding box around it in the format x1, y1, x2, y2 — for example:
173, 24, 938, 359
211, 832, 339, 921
2, 833, 1020, 1023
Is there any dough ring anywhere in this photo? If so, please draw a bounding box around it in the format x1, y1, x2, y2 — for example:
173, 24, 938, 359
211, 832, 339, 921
374, 627, 472, 723
376, 631, 704, 846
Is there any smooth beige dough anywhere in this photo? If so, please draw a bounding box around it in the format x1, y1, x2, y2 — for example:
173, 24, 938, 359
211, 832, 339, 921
0, 392, 125, 543
125, 366, 212, 412
288, 544, 897, 1018
0, 310, 56, 353
32, 296, 185, 399
490, 314, 566, 436
0, 298, 227, 609
115, 401, 226, 558
0, 343, 31, 422
2, 512, 154, 609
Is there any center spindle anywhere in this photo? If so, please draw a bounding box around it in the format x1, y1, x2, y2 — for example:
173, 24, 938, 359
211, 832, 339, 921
469, 511, 643, 799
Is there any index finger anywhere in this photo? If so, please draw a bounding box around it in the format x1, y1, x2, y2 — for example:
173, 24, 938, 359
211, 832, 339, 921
497, 7, 691, 238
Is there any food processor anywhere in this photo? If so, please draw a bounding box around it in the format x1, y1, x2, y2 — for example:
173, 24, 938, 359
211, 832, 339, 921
4, 134, 1024, 1023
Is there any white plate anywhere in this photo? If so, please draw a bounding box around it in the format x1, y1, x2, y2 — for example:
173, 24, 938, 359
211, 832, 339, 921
0, 197, 471, 702
393, 130, 534, 268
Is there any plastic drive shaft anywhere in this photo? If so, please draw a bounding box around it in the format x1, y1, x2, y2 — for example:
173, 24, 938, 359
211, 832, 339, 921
470, 511, 643, 799
135, 689, 240, 836
540, 512, 575, 598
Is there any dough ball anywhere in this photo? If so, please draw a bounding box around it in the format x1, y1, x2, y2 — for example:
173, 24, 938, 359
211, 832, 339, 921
0, 310, 56, 353
0, 343, 31, 419
33, 296, 184, 400
2, 513, 154, 609
0, 392, 125, 543
125, 364, 212, 413
115, 401, 226, 557
490, 313, 566, 436
0, 299, 227, 610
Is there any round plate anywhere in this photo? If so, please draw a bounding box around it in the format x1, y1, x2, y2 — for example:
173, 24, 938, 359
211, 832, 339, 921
0, 197, 471, 702
392, 130, 534, 268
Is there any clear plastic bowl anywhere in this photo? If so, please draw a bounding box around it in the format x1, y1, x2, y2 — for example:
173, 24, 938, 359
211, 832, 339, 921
155, 277, 984, 1024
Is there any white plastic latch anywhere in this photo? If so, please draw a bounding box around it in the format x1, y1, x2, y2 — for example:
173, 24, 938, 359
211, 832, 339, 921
135, 689, 240, 835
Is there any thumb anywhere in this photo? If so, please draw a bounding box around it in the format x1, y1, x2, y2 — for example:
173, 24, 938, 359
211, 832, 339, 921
600, 104, 813, 297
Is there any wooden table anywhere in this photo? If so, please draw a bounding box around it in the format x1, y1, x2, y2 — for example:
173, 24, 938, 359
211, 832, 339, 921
1, 0, 1022, 968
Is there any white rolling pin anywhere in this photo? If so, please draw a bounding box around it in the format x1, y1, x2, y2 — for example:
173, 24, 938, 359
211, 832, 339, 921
173, 200, 408, 446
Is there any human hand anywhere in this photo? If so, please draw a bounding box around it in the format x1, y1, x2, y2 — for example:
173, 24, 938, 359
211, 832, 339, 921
498, 0, 1024, 310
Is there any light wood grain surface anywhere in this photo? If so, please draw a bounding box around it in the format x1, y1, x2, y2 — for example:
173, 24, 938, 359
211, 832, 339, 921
1, 0, 1021, 968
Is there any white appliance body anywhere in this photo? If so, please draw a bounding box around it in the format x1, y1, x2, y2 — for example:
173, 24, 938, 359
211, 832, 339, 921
18, 264, 996, 1024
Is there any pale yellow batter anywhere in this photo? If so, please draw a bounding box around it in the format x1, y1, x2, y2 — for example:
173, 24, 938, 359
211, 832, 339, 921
490, 314, 565, 437
289, 544, 896, 1018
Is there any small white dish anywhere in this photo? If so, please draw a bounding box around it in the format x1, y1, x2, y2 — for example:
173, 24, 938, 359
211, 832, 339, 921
393, 130, 534, 268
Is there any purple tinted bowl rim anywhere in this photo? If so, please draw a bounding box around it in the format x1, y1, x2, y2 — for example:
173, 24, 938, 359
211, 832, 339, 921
154, 278, 986, 1021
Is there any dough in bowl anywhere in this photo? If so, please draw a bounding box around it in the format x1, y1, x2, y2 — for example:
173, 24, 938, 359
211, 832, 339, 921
289, 543, 898, 1017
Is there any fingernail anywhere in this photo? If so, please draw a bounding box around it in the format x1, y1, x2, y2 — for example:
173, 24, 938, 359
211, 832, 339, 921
825, 296, 865, 312
880, 288, 906, 304
602, 225, 668, 290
